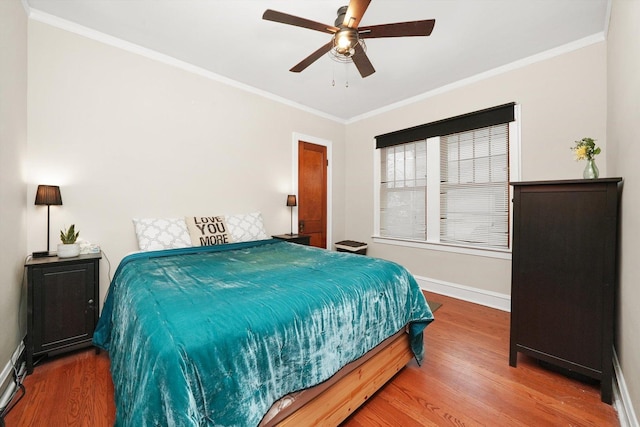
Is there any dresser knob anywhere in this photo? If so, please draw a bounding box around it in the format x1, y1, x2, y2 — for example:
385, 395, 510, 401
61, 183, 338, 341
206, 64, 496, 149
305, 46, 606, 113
88, 299, 94, 305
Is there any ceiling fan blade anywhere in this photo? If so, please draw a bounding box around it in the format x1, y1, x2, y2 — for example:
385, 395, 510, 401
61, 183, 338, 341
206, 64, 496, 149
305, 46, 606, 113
351, 43, 375, 78
263, 9, 338, 34
359, 20, 436, 38
290, 41, 334, 73
343, 0, 372, 28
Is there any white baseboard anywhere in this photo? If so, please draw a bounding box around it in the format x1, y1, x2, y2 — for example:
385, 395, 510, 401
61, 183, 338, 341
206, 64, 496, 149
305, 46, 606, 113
413, 274, 511, 312
0, 341, 24, 410
613, 348, 639, 427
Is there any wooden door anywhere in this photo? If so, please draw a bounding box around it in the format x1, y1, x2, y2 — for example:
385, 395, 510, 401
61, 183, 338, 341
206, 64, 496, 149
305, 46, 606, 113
298, 141, 327, 248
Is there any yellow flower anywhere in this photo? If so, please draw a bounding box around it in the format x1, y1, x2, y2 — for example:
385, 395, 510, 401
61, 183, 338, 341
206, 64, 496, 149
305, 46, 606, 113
574, 145, 588, 161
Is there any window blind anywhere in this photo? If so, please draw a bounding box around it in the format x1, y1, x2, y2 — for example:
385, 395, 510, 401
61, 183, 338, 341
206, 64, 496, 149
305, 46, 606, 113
380, 141, 427, 240
440, 124, 509, 248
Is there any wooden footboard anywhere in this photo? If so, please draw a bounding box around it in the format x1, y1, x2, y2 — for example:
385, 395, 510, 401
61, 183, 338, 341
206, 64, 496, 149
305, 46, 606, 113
275, 331, 415, 426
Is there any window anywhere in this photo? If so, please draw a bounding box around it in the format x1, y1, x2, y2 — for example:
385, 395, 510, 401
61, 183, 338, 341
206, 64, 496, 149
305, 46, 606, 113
380, 141, 427, 240
375, 103, 518, 253
440, 124, 509, 248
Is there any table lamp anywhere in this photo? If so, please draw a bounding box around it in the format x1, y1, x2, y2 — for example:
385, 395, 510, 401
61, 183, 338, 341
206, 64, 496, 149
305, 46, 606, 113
33, 185, 62, 258
287, 195, 297, 236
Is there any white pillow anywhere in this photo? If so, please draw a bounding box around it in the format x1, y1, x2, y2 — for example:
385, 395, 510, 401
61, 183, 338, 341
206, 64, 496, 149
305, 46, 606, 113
224, 212, 268, 242
132, 218, 192, 251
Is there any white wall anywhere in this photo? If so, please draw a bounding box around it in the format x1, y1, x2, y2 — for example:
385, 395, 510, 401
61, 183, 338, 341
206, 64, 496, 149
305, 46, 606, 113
607, 0, 640, 419
26, 21, 346, 306
345, 42, 607, 297
0, 0, 28, 388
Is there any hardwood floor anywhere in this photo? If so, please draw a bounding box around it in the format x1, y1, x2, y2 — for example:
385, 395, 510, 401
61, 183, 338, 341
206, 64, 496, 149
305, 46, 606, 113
4, 292, 619, 426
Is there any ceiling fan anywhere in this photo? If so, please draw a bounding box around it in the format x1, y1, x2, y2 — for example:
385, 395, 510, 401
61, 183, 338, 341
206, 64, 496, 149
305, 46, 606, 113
262, 0, 435, 78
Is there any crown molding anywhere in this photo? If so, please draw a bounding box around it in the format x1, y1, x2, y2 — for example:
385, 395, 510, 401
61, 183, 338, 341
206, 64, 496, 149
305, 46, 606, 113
347, 33, 606, 124
27, 7, 604, 127
27, 8, 346, 125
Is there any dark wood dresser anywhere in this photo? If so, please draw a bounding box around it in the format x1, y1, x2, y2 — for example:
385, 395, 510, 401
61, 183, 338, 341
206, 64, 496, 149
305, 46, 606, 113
509, 178, 622, 404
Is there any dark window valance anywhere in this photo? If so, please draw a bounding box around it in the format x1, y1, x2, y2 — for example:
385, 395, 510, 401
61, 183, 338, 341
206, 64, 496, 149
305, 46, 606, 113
375, 102, 516, 149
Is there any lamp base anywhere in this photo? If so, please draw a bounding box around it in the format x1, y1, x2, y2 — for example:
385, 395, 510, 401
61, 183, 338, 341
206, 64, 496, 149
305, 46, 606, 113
32, 251, 56, 258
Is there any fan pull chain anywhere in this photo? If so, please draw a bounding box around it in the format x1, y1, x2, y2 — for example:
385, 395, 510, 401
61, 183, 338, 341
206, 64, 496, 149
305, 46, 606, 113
329, 62, 351, 88
345, 62, 349, 88
331, 62, 336, 87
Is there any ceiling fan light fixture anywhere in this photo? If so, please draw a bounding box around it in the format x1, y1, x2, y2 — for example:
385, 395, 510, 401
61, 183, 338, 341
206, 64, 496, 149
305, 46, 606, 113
336, 33, 351, 50
329, 38, 365, 63
333, 29, 358, 56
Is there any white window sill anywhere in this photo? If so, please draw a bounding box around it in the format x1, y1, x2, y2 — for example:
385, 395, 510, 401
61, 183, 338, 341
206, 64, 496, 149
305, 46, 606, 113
372, 236, 512, 260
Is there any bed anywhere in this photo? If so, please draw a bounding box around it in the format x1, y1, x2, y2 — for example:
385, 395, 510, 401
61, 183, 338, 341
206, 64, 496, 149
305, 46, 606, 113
93, 239, 434, 426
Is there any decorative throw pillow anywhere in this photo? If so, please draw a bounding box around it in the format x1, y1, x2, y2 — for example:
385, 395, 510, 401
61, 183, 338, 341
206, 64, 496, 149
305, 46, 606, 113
184, 216, 231, 246
225, 211, 269, 242
132, 218, 192, 251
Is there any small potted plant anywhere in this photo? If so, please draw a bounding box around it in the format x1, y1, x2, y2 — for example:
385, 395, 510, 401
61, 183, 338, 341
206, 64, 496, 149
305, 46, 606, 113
58, 224, 80, 258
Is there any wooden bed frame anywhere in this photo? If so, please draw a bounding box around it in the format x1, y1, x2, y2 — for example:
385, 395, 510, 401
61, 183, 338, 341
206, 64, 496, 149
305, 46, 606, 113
272, 330, 415, 426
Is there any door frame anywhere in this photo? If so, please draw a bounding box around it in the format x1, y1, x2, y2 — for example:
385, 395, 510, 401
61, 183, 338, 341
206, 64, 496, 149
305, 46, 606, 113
292, 132, 332, 249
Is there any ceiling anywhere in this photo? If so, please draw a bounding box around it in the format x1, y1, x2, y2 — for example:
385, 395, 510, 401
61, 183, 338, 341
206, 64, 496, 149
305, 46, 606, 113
25, 0, 609, 122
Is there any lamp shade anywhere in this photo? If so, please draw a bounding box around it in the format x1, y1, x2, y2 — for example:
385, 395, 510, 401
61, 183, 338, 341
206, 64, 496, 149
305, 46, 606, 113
286, 195, 297, 207
35, 185, 62, 206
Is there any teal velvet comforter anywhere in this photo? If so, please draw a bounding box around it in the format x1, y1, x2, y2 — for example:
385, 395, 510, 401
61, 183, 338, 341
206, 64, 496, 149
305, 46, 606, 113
94, 239, 433, 426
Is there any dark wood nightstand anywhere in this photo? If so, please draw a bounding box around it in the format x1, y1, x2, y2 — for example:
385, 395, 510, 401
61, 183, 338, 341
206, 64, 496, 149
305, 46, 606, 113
25, 253, 101, 373
272, 234, 311, 246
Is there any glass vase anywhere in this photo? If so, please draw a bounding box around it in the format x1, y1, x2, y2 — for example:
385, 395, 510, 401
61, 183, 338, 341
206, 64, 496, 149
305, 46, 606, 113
583, 158, 599, 179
